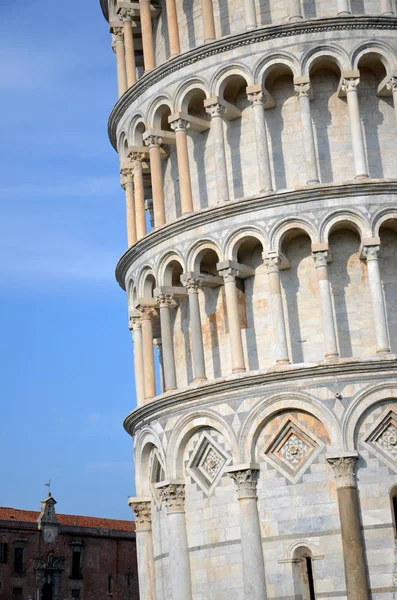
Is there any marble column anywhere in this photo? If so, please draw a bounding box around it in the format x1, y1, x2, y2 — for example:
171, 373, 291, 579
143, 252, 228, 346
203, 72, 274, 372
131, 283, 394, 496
247, 87, 273, 192
265, 255, 290, 365
294, 81, 320, 184
156, 293, 177, 390
380, 0, 394, 14
218, 267, 246, 373
154, 338, 165, 393
130, 317, 145, 407
362, 245, 390, 355
159, 484, 192, 600
228, 467, 267, 600
169, 118, 194, 214
336, 0, 351, 14
121, 167, 137, 247
205, 102, 229, 203
139, 0, 155, 71
244, 0, 258, 30
288, 0, 303, 21
144, 135, 166, 228
327, 456, 370, 600
181, 275, 207, 381
131, 152, 147, 239
165, 0, 181, 57
201, 0, 216, 42
129, 498, 156, 600
387, 76, 397, 126
139, 307, 156, 400
341, 76, 369, 179
120, 8, 137, 87
313, 250, 339, 359
112, 28, 127, 97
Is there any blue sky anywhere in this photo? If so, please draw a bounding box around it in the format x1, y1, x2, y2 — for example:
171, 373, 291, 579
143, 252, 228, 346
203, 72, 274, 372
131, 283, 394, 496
0, 0, 137, 519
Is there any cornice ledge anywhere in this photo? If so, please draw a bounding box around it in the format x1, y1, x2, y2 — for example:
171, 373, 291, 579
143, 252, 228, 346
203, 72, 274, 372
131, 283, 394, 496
115, 179, 397, 289
108, 15, 397, 149
100, 0, 109, 22
123, 358, 397, 436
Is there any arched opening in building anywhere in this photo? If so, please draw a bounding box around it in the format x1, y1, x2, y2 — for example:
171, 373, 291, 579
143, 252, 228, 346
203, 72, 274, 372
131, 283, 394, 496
292, 546, 316, 600
182, 88, 209, 210
41, 582, 53, 600
378, 218, 397, 353
390, 485, 397, 538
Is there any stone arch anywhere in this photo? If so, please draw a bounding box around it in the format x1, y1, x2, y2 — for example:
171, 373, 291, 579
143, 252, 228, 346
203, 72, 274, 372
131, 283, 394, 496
240, 391, 341, 463
319, 209, 370, 243
269, 218, 317, 253
175, 78, 210, 113
134, 427, 167, 496
343, 382, 397, 451
186, 238, 222, 273
211, 64, 254, 98
157, 251, 185, 286
138, 265, 157, 298
302, 45, 350, 77
372, 207, 397, 236
352, 40, 397, 73
254, 52, 300, 85
147, 95, 174, 130
117, 130, 129, 161
167, 410, 239, 480
223, 226, 267, 262
126, 278, 136, 312
129, 115, 147, 146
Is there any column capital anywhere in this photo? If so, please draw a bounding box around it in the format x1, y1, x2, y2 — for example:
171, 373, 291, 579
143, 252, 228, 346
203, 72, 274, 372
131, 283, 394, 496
247, 89, 265, 106
156, 292, 174, 307
226, 465, 260, 499
362, 245, 380, 261
341, 77, 360, 93
143, 134, 163, 149
387, 76, 397, 93
119, 7, 136, 22
327, 454, 358, 488
169, 118, 190, 133
111, 26, 124, 39
294, 82, 311, 97
129, 315, 142, 331
312, 250, 329, 267
218, 267, 238, 283
181, 274, 202, 292
128, 497, 152, 530
138, 306, 157, 321
265, 254, 281, 273
205, 102, 227, 119
130, 151, 146, 164
120, 166, 134, 183
159, 483, 186, 514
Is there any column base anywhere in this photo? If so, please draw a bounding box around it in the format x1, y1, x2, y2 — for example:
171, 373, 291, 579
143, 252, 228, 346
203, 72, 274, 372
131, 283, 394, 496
354, 173, 369, 180
193, 377, 207, 383
204, 38, 216, 43
337, 11, 352, 15
376, 348, 391, 356
165, 386, 177, 391
325, 353, 340, 360
306, 178, 320, 184
245, 26, 257, 31
232, 367, 246, 374
289, 16, 304, 22
381, 12, 394, 16
276, 359, 290, 366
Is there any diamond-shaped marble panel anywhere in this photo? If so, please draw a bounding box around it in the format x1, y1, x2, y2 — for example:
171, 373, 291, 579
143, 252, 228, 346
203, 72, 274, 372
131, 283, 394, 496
186, 432, 230, 496
363, 409, 397, 472
262, 416, 323, 483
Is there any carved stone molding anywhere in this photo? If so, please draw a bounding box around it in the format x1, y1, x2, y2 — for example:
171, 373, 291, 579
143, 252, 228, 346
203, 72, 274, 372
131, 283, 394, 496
129, 499, 152, 531
228, 468, 260, 499
327, 455, 358, 488
205, 103, 227, 119
159, 484, 186, 514
341, 77, 360, 93
218, 267, 238, 283
294, 82, 311, 97
313, 251, 329, 267
144, 135, 163, 149
169, 118, 190, 133
362, 245, 380, 261
156, 292, 174, 307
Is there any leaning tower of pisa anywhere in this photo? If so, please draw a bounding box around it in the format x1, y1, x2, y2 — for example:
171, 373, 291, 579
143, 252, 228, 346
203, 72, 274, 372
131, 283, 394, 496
100, 0, 397, 598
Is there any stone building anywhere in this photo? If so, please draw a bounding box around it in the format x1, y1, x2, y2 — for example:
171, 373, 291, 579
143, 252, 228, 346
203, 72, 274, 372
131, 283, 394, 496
99, 0, 397, 598
0, 495, 138, 600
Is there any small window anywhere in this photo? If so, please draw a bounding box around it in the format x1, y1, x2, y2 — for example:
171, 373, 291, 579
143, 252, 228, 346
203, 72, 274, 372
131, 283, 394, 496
12, 588, 23, 600
0, 543, 8, 564
71, 548, 82, 578
108, 575, 113, 595
71, 591, 80, 599
293, 547, 316, 600
391, 486, 397, 537
13, 547, 24, 574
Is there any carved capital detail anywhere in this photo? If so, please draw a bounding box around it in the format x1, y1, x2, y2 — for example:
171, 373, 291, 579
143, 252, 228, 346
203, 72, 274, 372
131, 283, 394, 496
156, 293, 174, 307
120, 166, 134, 183
130, 501, 152, 531
265, 255, 280, 273
159, 484, 186, 514
170, 118, 190, 133
341, 77, 360, 93
139, 306, 156, 321
327, 456, 357, 488
218, 267, 238, 283
229, 469, 260, 499
111, 26, 124, 39
313, 251, 328, 267
119, 7, 136, 21
130, 151, 146, 164
205, 103, 227, 119
294, 82, 311, 97
362, 245, 380, 261
182, 277, 201, 292
387, 76, 397, 93
144, 135, 163, 149
129, 316, 142, 330
247, 90, 264, 106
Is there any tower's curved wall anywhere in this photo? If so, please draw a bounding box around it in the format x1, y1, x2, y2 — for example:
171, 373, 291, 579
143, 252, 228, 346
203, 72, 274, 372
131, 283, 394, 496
101, 1, 397, 599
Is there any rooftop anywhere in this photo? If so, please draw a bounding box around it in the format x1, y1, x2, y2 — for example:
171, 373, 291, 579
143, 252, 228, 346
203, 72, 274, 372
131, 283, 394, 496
0, 507, 135, 532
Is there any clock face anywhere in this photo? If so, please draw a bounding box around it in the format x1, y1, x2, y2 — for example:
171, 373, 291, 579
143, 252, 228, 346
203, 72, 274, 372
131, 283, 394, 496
43, 527, 56, 543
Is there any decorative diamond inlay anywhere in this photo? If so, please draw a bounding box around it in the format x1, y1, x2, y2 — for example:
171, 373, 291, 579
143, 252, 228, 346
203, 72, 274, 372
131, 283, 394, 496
262, 416, 323, 483
186, 432, 230, 496
363, 408, 397, 472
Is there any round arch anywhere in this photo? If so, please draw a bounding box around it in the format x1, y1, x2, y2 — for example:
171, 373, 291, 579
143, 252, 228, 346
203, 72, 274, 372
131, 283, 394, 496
134, 427, 167, 496
223, 226, 267, 262
319, 209, 370, 243
186, 238, 222, 273
301, 45, 350, 77
269, 218, 317, 253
